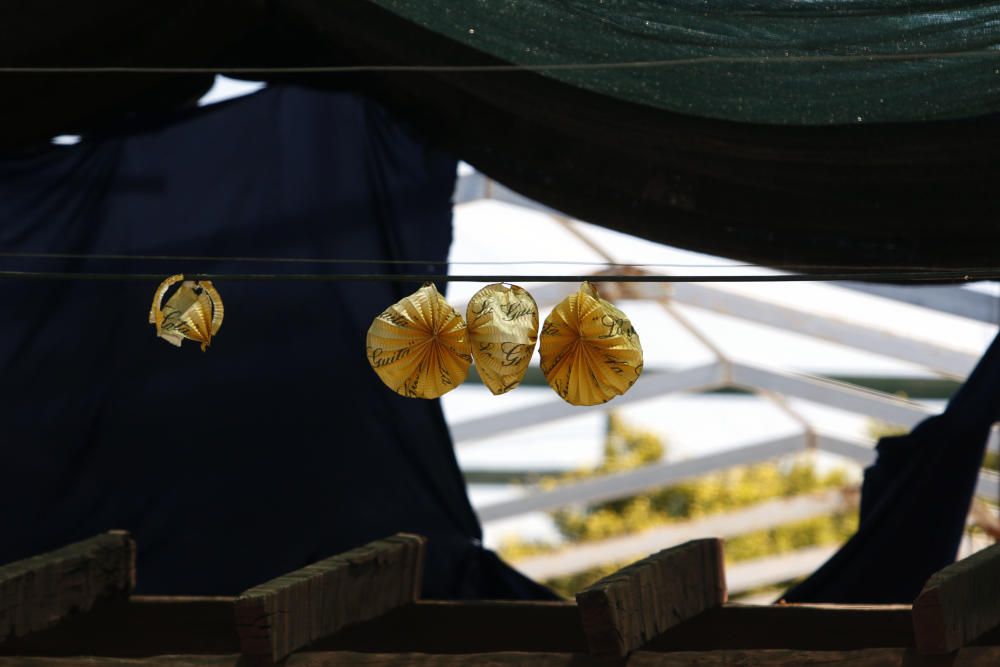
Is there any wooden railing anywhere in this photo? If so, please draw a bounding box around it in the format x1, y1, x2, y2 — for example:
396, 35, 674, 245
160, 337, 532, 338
3, 531, 1000, 665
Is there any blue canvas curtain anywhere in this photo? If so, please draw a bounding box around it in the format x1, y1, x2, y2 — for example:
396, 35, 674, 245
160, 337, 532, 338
785, 332, 1000, 603
0, 85, 554, 600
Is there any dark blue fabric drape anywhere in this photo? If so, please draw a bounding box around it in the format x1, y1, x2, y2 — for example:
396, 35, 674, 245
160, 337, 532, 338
784, 332, 1000, 603
0, 85, 555, 600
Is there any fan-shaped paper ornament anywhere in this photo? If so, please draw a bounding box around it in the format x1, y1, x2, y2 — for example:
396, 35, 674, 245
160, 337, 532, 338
367, 283, 472, 399
148, 274, 224, 351
467, 283, 539, 395
539, 281, 643, 406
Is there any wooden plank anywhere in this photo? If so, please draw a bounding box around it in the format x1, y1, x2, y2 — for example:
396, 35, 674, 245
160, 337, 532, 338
0, 597, 238, 657
631, 647, 1000, 666
0, 658, 239, 667
7, 649, 1000, 667
314, 600, 586, 654
0, 654, 595, 667
644, 604, 914, 652
0, 531, 135, 644
234, 533, 426, 667
289, 653, 594, 667
912, 541, 1000, 654
575, 538, 726, 657
630, 648, 904, 666
3, 597, 583, 656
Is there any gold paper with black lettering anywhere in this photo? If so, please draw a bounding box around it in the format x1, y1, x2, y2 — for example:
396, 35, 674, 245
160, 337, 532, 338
467, 283, 539, 395
539, 281, 643, 406
148, 274, 224, 352
367, 283, 472, 399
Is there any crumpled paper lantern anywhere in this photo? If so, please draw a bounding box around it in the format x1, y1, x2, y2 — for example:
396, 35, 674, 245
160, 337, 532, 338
539, 281, 643, 406
467, 283, 539, 395
148, 274, 224, 351
367, 282, 472, 399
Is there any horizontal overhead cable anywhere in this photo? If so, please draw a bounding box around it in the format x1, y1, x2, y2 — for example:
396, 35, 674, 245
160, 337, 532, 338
0, 270, 997, 283
4, 50, 1000, 74
0, 251, 997, 273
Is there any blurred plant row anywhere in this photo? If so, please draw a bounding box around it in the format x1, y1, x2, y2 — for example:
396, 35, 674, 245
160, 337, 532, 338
499, 412, 858, 598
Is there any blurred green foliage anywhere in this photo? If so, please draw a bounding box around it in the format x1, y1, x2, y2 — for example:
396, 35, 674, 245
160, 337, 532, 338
499, 412, 856, 597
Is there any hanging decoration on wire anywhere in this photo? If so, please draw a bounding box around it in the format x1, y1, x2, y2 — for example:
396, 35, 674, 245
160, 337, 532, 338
467, 283, 539, 395
539, 281, 643, 406
148, 274, 224, 351
366, 282, 473, 399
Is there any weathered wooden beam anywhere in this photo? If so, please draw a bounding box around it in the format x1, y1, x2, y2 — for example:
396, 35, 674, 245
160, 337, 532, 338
0, 597, 582, 657
8, 648, 1000, 667
234, 533, 426, 667
575, 538, 726, 657
912, 541, 1000, 654
0, 596, 238, 657
0, 658, 239, 667
644, 604, 913, 652
0, 531, 135, 644
315, 600, 585, 654
0, 654, 598, 667
633, 647, 1000, 666
8, 649, 1000, 667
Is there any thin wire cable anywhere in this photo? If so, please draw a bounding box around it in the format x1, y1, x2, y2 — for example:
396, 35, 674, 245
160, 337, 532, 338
0, 250, 753, 267
0, 270, 995, 283
1, 250, 997, 273
4, 49, 1000, 74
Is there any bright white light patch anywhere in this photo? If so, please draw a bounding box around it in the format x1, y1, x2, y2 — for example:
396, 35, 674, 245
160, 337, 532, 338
198, 76, 266, 107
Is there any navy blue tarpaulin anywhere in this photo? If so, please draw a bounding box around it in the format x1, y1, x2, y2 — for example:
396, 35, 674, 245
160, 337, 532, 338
784, 332, 1000, 603
0, 85, 554, 600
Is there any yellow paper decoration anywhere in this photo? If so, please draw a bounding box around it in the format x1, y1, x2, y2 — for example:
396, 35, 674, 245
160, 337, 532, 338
539, 281, 643, 406
367, 283, 472, 399
148, 274, 224, 352
467, 283, 539, 395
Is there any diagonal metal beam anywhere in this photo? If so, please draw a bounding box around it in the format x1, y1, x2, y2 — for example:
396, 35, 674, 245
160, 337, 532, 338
512, 489, 852, 580
477, 434, 806, 522
451, 362, 725, 445
977, 470, 999, 499
816, 435, 876, 466
529, 279, 979, 379
727, 546, 839, 594
729, 362, 933, 428
834, 282, 1000, 325
454, 361, 933, 446
672, 283, 979, 379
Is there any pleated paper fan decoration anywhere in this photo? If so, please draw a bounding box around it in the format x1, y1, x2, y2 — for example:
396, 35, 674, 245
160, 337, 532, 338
467, 283, 539, 395
539, 281, 643, 406
367, 282, 472, 399
149, 274, 224, 351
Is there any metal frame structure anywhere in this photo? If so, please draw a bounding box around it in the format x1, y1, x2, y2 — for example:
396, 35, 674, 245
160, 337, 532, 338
452, 171, 1000, 590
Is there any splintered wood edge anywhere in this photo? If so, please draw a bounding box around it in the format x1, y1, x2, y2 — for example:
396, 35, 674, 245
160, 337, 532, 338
575, 538, 726, 657
0, 530, 136, 644
913, 541, 1000, 654
234, 533, 427, 666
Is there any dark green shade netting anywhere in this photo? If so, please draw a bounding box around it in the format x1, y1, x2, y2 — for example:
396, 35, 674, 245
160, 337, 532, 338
373, 0, 1000, 124
4, 1, 1000, 269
